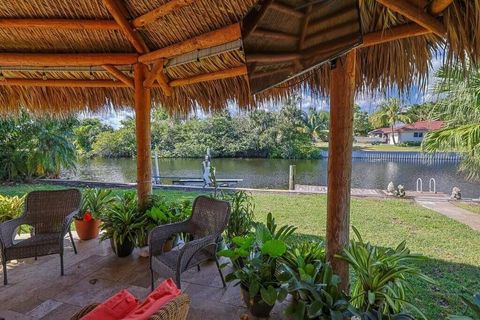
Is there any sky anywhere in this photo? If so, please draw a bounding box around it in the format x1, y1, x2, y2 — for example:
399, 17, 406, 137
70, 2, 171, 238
92, 56, 444, 128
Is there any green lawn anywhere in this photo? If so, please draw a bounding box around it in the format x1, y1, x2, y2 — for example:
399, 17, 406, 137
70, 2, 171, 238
1, 183, 479, 318
453, 201, 480, 215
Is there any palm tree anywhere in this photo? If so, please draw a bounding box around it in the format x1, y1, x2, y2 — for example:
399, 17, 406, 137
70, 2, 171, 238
422, 64, 480, 181
303, 108, 329, 142
370, 98, 411, 144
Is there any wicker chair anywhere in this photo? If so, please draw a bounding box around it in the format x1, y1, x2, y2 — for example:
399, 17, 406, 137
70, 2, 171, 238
149, 196, 231, 290
70, 294, 191, 320
0, 189, 81, 285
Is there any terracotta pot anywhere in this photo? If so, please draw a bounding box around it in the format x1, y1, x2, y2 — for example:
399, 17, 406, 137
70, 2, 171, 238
240, 285, 275, 318
110, 238, 134, 257
74, 219, 101, 240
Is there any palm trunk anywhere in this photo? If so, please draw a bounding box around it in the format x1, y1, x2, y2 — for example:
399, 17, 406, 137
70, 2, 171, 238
391, 125, 396, 145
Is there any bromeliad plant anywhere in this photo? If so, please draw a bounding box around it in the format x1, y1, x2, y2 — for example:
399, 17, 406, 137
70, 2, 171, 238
340, 227, 433, 319
77, 188, 114, 220
216, 191, 255, 241
100, 192, 148, 257
219, 213, 296, 317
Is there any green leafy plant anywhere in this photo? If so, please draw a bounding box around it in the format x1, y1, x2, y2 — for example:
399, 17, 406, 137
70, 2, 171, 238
0, 194, 25, 223
280, 260, 349, 320
448, 293, 480, 320
78, 188, 114, 220
340, 227, 433, 319
219, 213, 296, 307
100, 192, 148, 246
217, 191, 255, 241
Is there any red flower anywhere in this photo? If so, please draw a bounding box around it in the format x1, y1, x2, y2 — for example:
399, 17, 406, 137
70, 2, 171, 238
83, 211, 93, 222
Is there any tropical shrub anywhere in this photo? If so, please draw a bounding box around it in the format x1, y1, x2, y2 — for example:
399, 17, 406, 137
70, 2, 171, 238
79, 188, 115, 219
145, 195, 191, 226
0, 194, 25, 223
340, 227, 433, 319
219, 213, 296, 307
217, 191, 255, 241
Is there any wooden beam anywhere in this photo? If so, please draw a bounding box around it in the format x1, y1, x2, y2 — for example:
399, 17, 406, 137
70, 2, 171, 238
361, 23, 431, 47
131, 0, 196, 28
308, 7, 357, 34
0, 53, 138, 67
102, 0, 149, 54
242, 0, 274, 38
376, 0, 446, 36
0, 78, 130, 88
0, 18, 119, 30
246, 52, 302, 64
169, 66, 247, 87
326, 49, 356, 291
139, 23, 241, 63
134, 63, 152, 210
298, 5, 312, 50
269, 2, 304, 19
250, 28, 298, 42
144, 60, 172, 96
429, 0, 454, 15
102, 64, 134, 88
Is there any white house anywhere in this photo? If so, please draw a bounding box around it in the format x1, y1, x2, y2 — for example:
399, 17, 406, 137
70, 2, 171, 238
369, 120, 444, 145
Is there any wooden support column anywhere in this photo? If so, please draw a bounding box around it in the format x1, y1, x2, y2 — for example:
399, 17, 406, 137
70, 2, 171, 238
326, 49, 356, 291
134, 63, 152, 210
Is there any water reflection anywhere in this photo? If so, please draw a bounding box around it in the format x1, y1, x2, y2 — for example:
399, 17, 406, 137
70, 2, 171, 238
65, 158, 480, 198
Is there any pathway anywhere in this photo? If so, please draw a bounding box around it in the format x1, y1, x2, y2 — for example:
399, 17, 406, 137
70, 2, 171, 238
414, 194, 480, 231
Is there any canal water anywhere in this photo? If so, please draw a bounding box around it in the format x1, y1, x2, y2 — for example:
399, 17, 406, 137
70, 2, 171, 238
63, 157, 480, 198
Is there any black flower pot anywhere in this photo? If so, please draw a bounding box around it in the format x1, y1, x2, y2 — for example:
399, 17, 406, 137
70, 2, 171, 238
110, 238, 134, 257
240, 285, 275, 318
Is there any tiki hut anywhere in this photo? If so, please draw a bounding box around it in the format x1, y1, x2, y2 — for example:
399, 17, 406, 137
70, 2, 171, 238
0, 0, 478, 285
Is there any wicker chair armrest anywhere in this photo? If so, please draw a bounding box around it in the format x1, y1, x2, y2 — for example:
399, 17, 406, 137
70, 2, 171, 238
0, 216, 25, 249
178, 234, 217, 272
149, 221, 191, 256
61, 210, 79, 238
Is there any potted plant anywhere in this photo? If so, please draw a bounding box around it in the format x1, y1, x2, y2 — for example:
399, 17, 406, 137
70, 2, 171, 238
74, 188, 114, 240
100, 192, 147, 257
279, 241, 350, 319
219, 213, 296, 318
217, 191, 255, 244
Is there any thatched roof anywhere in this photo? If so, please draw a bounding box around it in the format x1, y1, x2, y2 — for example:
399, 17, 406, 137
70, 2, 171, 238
0, 0, 478, 115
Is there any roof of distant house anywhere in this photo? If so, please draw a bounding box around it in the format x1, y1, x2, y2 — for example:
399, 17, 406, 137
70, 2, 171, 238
369, 120, 444, 135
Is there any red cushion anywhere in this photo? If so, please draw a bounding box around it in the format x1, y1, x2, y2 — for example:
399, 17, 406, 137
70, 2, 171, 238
122, 279, 181, 320
81, 289, 139, 320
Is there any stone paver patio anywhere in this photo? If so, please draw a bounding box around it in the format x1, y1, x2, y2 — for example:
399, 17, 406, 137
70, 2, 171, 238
0, 233, 287, 320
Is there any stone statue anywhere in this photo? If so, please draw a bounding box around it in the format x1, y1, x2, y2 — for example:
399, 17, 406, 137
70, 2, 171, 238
395, 184, 406, 198
451, 187, 461, 200
202, 154, 211, 187
387, 181, 395, 194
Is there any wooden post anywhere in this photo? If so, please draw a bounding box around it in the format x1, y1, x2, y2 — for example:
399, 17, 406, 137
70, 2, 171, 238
326, 49, 356, 291
134, 63, 152, 210
288, 165, 296, 190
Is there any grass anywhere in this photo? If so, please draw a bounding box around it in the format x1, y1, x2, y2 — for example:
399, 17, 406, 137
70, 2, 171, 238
1, 183, 479, 318
453, 201, 480, 215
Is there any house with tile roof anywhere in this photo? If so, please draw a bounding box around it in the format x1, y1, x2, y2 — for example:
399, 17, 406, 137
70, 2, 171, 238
369, 120, 444, 145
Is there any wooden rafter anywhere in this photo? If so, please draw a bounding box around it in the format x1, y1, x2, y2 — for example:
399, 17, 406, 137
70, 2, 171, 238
298, 5, 312, 50
246, 52, 302, 64
0, 53, 138, 66
376, 0, 446, 36
169, 66, 247, 87
131, 0, 196, 28
307, 7, 357, 36
242, 0, 274, 39
102, 64, 134, 88
144, 60, 173, 96
429, 0, 454, 15
250, 29, 297, 42
139, 23, 241, 63
0, 18, 119, 30
102, 0, 149, 54
0, 79, 130, 88
361, 23, 431, 47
